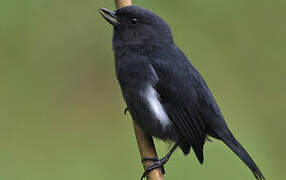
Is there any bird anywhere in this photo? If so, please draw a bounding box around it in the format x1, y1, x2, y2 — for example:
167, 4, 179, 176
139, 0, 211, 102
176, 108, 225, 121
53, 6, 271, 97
99, 5, 265, 180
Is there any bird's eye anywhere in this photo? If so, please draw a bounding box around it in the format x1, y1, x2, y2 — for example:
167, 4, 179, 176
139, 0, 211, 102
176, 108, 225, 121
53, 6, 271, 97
130, 18, 138, 25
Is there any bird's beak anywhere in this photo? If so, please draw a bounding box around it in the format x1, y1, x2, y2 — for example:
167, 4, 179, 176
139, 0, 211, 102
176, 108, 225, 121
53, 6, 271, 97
99, 8, 119, 26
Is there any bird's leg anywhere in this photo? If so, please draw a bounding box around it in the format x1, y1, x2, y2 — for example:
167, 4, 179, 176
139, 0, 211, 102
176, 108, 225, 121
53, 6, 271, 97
140, 140, 181, 180
124, 107, 129, 115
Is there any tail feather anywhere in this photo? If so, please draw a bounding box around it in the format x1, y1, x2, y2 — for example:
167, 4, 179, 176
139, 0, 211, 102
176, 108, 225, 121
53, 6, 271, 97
217, 127, 265, 180
192, 143, 204, 164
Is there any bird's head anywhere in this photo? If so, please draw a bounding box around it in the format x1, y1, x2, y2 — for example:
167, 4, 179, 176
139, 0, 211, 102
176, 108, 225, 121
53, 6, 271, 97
100, 6, 174, 52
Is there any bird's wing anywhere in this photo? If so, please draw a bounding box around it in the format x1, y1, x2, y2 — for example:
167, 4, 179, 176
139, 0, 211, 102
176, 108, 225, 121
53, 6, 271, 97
150, 46, 223, 163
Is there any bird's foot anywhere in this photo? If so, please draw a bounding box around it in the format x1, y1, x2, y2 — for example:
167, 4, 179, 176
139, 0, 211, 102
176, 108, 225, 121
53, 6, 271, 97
124, 107, 129, 115
140, 156, 167, 180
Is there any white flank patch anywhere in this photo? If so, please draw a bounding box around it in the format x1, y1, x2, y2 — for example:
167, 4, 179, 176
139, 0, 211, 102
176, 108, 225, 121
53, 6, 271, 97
149, 64, 159, 81
145, 85, 170, 127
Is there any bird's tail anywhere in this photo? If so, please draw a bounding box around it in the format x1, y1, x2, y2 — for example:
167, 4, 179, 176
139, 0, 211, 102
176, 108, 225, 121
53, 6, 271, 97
216, 127, 265, 180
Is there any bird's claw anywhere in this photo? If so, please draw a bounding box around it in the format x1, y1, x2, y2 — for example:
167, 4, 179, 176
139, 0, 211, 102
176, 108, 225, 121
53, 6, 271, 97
140, 158, 166, 180
124, 107, 129, 115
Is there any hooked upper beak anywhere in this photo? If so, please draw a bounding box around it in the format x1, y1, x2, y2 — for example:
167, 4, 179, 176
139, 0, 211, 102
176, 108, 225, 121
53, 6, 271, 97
99, 8, 119, 26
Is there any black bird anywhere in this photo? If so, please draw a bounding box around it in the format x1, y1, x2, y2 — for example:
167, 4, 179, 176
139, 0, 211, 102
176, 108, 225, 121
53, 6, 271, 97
99, 6, 265, 180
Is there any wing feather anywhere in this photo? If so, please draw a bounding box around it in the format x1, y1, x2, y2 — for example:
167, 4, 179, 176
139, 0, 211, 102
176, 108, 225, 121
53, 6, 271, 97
149, 47, 212, 163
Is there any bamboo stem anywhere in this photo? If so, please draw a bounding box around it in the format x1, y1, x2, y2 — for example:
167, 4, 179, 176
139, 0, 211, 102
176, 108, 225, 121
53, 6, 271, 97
114, 1, 163, 179
115, 0, 132, 8
133, 122, 164, 180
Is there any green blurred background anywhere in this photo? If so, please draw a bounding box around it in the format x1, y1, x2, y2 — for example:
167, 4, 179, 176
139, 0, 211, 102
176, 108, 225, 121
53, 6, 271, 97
1, 0, 285, 179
